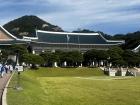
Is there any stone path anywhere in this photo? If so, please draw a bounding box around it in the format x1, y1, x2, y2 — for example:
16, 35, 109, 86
74, 76, 134, 80
0, 74, 11, 105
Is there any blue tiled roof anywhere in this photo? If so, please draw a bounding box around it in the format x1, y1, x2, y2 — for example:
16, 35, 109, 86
36, 31, 123, 45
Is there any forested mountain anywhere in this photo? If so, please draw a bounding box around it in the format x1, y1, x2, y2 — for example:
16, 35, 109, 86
111, 31, 140, 49
73, 29, 140, 50
3, 15, 140, 50
3, 15, 63, 38
73, 29, 112, 39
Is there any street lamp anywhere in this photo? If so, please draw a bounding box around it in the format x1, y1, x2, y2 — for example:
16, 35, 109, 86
15, 52, 23, 91
94, 58, 96, 67
107, 57, 110, 67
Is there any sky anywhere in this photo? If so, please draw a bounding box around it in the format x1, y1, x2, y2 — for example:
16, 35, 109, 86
0, 0, 140, 35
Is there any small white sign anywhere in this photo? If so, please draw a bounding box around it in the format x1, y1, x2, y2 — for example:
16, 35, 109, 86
15, 66, 24, 72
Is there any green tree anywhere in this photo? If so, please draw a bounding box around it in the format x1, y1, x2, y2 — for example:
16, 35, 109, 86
123, 50, 140, 67
9, 44, 28, 64
10, 44, 28, 55
57, 51, 83, 67
0, 44, 27, 64
40, 52, 59, 67
84, 49, 108, 66
0, 49, 10, 64
23, 54, 44, 69
67, 51, 83, 67
107, 47, 125, 66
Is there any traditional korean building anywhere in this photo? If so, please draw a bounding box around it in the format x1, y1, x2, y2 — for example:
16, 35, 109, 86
0, 25, 125, 53
0, 25, 28, 46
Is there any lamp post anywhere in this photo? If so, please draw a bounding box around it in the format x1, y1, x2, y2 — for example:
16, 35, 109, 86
89, 59, 92, 67
94, 58, 96, 67
15, 52, 23, 91
107, 57, 110, 67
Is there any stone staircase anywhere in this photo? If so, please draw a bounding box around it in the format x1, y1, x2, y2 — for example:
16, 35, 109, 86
103, 67, 139, 76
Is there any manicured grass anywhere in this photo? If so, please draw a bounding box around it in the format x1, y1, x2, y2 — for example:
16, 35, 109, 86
25, 67, 105, 77
7, 67, 140, 105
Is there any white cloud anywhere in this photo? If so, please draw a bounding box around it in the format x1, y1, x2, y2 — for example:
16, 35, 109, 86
1, 0, 140, 34
36, 0, 140, 31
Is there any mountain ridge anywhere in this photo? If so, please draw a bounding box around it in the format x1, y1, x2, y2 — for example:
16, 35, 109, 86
3, 15, 63, 38
3, 15, 140, 50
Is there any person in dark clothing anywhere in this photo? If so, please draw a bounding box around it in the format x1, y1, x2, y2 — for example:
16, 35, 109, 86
1, 65, 5, 77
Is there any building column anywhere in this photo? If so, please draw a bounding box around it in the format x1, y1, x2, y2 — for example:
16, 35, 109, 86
100, 60, 104, 66
53, 62, 58, 67
109, 62, 112, 67
120, 67, 126, 76
91, 61, 95, 67
63, 61, 67, 67
32, 49, 35, 54
42, 50, 45, 53
79, 63, 82, 67
96, 61, 98, 67
51, 49, 55, 53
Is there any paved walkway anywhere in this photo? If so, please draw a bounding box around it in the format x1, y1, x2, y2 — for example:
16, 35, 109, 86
0, 74, 11, 105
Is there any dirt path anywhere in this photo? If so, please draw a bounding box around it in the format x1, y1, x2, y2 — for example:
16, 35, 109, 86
0, 74, 11, 105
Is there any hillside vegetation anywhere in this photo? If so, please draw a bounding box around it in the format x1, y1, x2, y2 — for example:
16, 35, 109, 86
3, 15, 63, 38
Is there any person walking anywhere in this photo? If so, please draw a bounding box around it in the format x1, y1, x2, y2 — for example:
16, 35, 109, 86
1, 65, 5, 78
0, 63, 2, 78
9, 65, 13, 73
5, 64, 9, 73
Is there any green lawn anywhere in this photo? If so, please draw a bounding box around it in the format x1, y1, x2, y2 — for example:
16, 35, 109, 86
7, 67, 140, 105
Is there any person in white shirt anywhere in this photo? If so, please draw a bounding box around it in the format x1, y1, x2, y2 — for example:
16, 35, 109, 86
9, 65, 13, 73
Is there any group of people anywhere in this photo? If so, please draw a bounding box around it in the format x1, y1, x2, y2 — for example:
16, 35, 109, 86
0, 64, 13, 78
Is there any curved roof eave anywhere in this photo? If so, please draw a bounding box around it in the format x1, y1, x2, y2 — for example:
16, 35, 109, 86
98, 33, 125, 44
36, 30, 99, 36
0, 25, 18, 39
0, 25, 31, 43
132, 44, 140, 52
